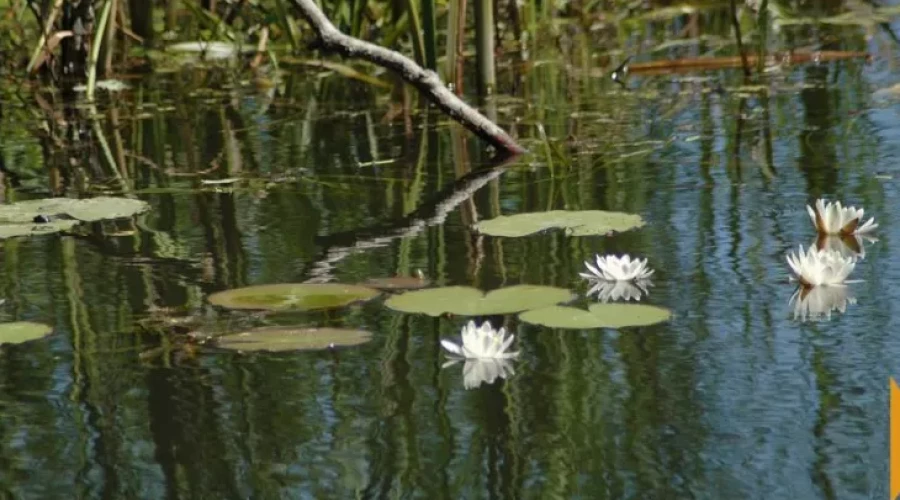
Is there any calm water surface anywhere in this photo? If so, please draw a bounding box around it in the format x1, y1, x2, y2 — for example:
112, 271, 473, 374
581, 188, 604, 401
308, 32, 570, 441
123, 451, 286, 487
1, 25, 899, 500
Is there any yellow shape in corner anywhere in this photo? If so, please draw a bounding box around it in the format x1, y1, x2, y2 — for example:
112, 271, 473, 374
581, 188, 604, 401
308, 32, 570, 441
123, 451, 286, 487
892, 377, 900, 500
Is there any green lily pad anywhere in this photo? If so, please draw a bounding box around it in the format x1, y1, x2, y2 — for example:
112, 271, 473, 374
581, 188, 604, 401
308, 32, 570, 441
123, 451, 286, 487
519, 303, 671, 329
363, 275, 430, 290
385, 285, 574, 316
474, 210, 645, 237
0, 197, 150, 240
0, 322, 53, 346
207, 283, 381, 311
215, 326, 372, 352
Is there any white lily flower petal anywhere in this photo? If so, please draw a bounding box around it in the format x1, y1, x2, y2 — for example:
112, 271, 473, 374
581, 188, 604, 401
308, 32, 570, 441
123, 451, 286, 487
439, 321, 520, 360
580, 254, 654, 283
807, 199, 878, 236
786, 245, 856, 287
856, 217, 878, 234
440, 339, 464, 356
586, 279, 652, 302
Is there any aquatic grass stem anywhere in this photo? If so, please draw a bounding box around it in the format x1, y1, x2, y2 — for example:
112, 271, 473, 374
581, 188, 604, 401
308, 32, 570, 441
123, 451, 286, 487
422, 0, 437, 69
89, 106, 128, 190
102, 0, 118, 76
26, 0, 64, 73
275, 0, 301, 51
729, 0, 751, 79
757, 0, 770, 74
402, 0, 426, 65
445, 0, 462, 87
475, 0, 496, 95
87, 0, 114, 101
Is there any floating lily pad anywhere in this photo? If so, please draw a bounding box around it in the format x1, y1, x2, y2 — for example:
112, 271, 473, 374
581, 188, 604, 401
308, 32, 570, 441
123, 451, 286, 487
0, 322, 53, 346
0, 197, 150, 239
519, 303, 671, 329
207, 283, 381, 311
474, 210, 645, 237
215, 326, 372, 352
385, 285, 574, 316
363, 276, 430, 290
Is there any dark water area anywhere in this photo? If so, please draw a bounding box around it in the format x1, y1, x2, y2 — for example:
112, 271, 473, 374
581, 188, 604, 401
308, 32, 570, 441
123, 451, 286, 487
1, 19, 899, 500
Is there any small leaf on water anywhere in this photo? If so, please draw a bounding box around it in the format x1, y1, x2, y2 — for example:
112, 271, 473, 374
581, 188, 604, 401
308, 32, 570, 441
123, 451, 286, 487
519, 303, 671, 329
215, 326, 372, 352
385, 285, 574, 316
474, 210, 644, 237
0, 322, 53, 346
0, 197, 150, 240
207, 283, 381, 311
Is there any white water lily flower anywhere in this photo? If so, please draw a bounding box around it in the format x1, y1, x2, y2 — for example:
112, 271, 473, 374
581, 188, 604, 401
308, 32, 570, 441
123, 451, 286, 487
580, 254, 654, 282
443, 358, 516, 390
586, 279, 651, 302
789, 285, 856, 322
806, 199, 877, 235
786, 245, 856, 287
440, 321, 519, 360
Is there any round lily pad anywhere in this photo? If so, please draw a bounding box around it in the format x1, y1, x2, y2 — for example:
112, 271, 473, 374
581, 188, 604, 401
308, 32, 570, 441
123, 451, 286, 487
207, 283, 381, 311
215, 326, 372, 352
0, 322, 53, 346
0, 196, 150, 239
474, 210, 644, 237
519, 303, 671, 329
385, 285, 574, 316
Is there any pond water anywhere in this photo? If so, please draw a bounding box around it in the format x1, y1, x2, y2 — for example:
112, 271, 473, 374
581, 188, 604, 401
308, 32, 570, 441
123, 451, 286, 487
1, 18, 899, 500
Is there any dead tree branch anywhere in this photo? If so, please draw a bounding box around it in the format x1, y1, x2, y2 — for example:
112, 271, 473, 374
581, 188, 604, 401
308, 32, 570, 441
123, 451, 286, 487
288, 0, 526, 158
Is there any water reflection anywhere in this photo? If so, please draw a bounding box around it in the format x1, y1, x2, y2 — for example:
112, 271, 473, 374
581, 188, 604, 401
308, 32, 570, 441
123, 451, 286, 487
586, 279, 652, 302
2, 20, 900, 500
442, 358, 517, 390
814, 233, 877, 260
789, 285, 856, 322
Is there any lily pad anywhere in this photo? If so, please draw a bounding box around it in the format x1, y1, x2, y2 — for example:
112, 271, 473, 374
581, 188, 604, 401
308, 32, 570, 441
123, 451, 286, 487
215, 326, 372, 352
0, 322, 53, 346
0, 197, 150, 239
207, 283, 381, 311
363, 276, 430, 290
385, 285, 574, 316
519, 303, 671, 329
474, 210, 645, 237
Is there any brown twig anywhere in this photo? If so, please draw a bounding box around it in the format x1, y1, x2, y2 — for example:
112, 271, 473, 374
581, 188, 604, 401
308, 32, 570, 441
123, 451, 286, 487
287, 0, 526, 158
26, 0, 65, 74
250, 26, 269, 69
621, 51, 869, 76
